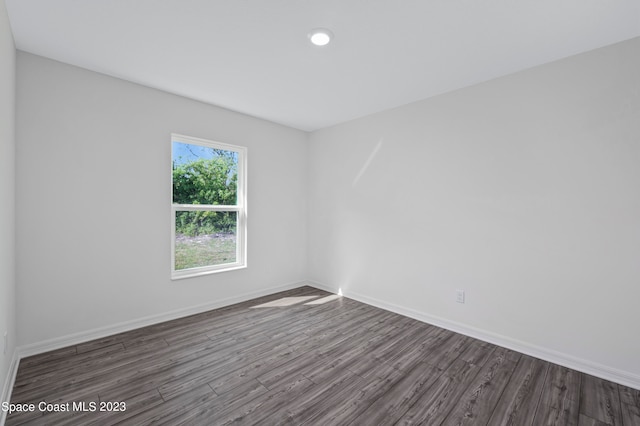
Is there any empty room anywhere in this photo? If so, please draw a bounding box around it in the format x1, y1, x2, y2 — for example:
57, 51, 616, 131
1, 1, 639, 425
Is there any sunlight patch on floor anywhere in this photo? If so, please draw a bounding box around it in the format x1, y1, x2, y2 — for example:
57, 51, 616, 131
304, 295, 341, 305
250, 296, 319, 308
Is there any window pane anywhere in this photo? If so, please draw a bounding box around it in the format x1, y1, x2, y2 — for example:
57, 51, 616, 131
174, 211, 237, 270
172, 141, 238, 205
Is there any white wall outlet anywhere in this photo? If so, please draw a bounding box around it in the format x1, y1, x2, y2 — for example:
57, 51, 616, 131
456, 289, 465, 304
3, 331, 7, 355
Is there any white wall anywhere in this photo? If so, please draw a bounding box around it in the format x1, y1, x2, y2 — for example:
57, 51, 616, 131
0, 0, 16, 403
308, 37, 640, 382
8, 27, 640, 390
15, 53, 308, 348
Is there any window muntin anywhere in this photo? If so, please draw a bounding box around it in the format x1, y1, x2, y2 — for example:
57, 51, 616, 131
171, 134, 247, 279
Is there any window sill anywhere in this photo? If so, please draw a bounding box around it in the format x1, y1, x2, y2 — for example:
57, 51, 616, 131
171, 264, 247, 281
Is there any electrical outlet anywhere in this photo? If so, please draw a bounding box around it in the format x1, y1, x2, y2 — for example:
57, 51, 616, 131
3, 331, 7, 355
456, 290, 465, 304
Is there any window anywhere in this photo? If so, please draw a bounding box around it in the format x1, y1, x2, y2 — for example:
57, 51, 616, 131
171, 134, 247, 279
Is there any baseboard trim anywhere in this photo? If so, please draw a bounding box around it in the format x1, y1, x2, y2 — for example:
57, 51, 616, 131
306, 280, 640, 391
1, 349, 20, 426
303, 279, 336, 294
17, 280, 307, 359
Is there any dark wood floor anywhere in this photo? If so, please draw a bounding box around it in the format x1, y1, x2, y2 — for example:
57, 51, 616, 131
6, 286, 640, 425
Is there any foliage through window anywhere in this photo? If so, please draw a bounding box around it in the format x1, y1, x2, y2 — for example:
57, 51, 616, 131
171, 134, 247, 279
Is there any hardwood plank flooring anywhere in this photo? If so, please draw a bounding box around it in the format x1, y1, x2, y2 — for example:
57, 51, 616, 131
579, 373, 623, 425
6, 286, 638, 425
487, 355, 549, 425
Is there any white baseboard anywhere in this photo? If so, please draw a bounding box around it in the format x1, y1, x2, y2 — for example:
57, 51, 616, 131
1, 280, 311, 425
303, 279, 337, 294
1, 349, 20, 426
306, 280, 640, 391
17, 280, 307, 359
8, 276, 637, 416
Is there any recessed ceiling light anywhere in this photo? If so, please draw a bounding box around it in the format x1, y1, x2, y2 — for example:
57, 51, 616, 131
309, 28, 333, 46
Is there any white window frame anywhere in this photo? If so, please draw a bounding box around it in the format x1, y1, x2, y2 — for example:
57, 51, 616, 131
171, 133, 247, 280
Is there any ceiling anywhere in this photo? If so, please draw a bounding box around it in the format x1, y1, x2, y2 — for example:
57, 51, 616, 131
5, 0, 640, 132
